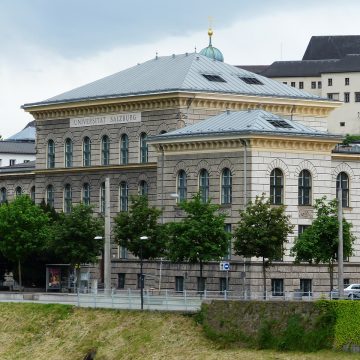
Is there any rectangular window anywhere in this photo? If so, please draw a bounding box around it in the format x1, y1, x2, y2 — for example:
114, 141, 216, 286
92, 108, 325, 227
311, 81, 316, 89
9, 159, 16, 166
223, 224, 232, 260
197, 277, 206, 294
355, 92, 360, 102
118, 273, 125, 289
283, 81, 287, 85
300, 279, 312, 296
344, 279, 350, 287
175, 276, 184, 292
299, 81, 304, 89
344, 92, 350, 103
328, 78, 333, 86
118, 246, 128, 259
345, 77, 350, 86
340, 122, 345, 127
239, 77, 263, 85
219, 277, 228, 294
298, 225, 310, 236
271, 279, 284, 296
318, 81, 322, 89
327, 93, 339, 100
291, 82, 296, 87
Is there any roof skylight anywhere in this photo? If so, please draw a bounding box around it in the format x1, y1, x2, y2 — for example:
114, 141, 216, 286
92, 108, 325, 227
266, 119, 294, 129
202, 74, 226, 82
239, 77, 264, 85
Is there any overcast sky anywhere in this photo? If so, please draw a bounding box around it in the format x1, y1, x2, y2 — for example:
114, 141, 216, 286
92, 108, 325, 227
1, 0, 360, 137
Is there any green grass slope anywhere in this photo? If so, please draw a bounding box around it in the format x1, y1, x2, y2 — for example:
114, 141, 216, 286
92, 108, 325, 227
0, 303, 359, 360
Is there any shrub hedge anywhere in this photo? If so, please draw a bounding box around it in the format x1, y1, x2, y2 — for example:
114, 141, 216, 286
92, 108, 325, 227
198, 300, 360, 352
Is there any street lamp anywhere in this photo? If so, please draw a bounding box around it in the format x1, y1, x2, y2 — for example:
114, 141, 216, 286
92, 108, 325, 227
140, 235, 148, 310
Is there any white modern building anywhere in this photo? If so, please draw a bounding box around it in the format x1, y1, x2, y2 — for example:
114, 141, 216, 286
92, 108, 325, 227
242, 36, 360, 135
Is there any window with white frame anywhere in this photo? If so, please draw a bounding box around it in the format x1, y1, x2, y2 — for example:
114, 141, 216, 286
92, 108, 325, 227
298, 170, 312, 206
64, 138, 73, 168
199, 169, 209, 203
270, 168, 284, 205
221, 168, 232, 205
83, 136, 91, 166
47, 139, 55, 168
177, 170, 187, 202
336, 172, 349, 208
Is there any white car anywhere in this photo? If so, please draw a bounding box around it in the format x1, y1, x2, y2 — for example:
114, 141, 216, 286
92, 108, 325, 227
344, 284, 360, 299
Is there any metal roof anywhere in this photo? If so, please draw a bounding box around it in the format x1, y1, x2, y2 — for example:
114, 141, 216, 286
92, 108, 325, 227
7, 121, 36, 141
150, 110, 342, 141
23, 53, 326, 109
0, 161, 35, 173
303, 36, 360, 60
0, 141, 35, 155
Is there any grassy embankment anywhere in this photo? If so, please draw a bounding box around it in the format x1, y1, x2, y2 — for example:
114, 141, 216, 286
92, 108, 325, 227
0, 303, 359, 360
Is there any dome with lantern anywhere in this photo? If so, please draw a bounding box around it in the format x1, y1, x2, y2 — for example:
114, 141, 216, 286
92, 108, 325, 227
199, 28, 224, 62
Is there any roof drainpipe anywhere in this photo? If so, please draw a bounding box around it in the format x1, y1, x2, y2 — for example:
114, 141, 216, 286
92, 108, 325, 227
239, 139, 248, 207
159, 144, 165, 224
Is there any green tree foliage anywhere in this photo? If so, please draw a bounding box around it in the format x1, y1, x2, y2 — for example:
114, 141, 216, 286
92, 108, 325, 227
52, 204, 104, 265
291, 197, 354, 290
0, 195, 52, 286
113, 196, 166, 259
167, 193, 230, 285
234, 194, 294, 297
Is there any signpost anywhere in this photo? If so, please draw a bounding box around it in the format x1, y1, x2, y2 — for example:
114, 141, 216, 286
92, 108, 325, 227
220, 262, 230, 297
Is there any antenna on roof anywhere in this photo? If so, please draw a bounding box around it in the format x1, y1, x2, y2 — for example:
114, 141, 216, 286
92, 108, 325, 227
155, 52, 158, 60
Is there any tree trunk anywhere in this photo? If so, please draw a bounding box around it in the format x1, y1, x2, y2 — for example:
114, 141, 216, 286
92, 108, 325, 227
262, 257, 267, 300
18, 259, 22, 290
329, 260, 334, 291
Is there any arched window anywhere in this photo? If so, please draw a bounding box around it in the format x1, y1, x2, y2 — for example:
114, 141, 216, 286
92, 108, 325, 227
177, 170, 187, 202
120, 134, 129, 165
30, 186, 36, 202
140, 133, 148, 163
199, 169, 209, 203
100, 182, 105, 214
0, 187, 7, 204
83, 136, 91, 166
138, 180, 148, 196
270, 168, 284, 205
64, 184, 72, 213
336, 172, 349, 208
47, 139, 55, 168
64, 138, 73, 167
119, 181, 129, 211
15, 186, 22, 197
82, 183, 91, 205
298, 170, 312, 205
46, 185, 54, 208
101, 135, 110, 165
221, 168, 232, 204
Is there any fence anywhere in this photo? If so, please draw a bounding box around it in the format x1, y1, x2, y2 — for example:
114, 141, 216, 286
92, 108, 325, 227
0, 289, 355, 311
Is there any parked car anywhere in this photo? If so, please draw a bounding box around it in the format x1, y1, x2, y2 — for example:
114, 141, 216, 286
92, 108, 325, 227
330, 284, 360, 300
344, 284, 360, 299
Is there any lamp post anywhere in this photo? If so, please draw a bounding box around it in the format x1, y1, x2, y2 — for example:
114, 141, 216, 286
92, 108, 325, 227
140, 235, 148, 310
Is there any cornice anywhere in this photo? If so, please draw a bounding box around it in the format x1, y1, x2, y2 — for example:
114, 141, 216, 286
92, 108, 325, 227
332, 153, 360, 161
153, 135, 338, 154
24, 92, 340, 120
34, 163, 157, 175
0, 172, 35, 179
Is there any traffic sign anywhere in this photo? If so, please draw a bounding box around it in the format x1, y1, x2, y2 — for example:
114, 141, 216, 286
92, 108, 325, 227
220, 261, 230, 271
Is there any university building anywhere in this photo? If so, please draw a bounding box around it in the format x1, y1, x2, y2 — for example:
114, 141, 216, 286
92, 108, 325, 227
1, 31, 360, 296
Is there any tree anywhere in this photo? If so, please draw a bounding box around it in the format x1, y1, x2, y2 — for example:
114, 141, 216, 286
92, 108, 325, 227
113, 196, 167, 259
0, 195, 52, 287
52, 204, 104, 284
167, 193, 230, 292
234, 194, 294, 298
291, 197, 354, 291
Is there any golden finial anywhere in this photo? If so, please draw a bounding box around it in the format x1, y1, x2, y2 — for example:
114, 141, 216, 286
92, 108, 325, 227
208, 16, 213, 44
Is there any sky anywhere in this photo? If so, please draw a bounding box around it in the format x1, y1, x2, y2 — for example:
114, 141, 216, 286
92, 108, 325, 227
1, 0, 360, 138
